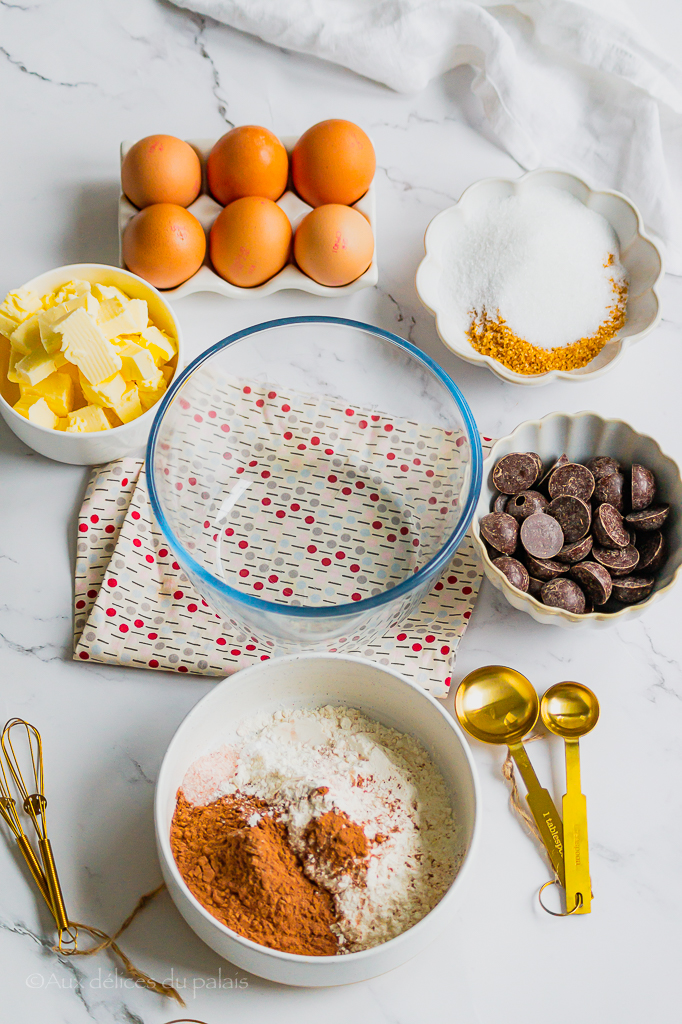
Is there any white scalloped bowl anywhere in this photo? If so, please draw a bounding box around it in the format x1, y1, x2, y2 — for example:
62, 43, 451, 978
472, 412, 682, 628
416, 170, 663, 386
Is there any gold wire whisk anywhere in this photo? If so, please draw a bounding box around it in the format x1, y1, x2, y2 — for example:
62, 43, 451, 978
0, 754, 53, 910
1, 719, 76, 946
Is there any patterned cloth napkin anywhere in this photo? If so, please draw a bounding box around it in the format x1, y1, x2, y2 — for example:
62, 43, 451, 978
72, 382, 493, 698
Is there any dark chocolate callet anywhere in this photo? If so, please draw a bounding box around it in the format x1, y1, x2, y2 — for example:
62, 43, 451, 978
520, 512, 564, 559
479, 512, 519, 555
506, 490, 548, 521
493, 493, 509, 513
492, 452, 542, 494
541, 578, 586, 613
625, 505, 670, 531
528, 576, 544, 597
593, 503, 630, 548
555, 535, 594, 564
610, 575, 656, 604
546, 494, 591, 543
548, 463, 595, 502
636, 530, 666, 573
631, 464, 656, 512
593, 471, 624, 512
493, 557, 530, 592
524, 553, 570, 581
538, 453, 570, 491
585, 455, 620, 479
593, 543, 640, 576
570, 561, 613, 604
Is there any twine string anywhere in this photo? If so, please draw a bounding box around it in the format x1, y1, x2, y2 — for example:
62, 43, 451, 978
501, 732, 560, 883
55, 883, 185, 1007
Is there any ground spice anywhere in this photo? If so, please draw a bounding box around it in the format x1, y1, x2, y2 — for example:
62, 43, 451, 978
304, 810, 369, 880
467, 278, 628, 376
170, 793, 340, 955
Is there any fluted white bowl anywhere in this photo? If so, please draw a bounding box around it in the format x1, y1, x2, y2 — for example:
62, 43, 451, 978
416, 169, 663, 386
472, 412, 682, 628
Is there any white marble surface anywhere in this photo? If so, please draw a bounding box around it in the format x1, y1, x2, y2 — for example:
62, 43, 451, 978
1, 1, 682, 1021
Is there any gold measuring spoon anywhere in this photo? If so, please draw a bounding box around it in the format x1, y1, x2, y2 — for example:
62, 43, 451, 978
541, 682, 599, 915
456, 666, 565, 886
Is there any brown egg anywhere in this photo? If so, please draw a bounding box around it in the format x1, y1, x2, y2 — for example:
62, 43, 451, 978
121, 135, 202, 209
294, 205, 373, 287
292, 120, 375, 207
122, 204, 206, 289
210, 197, 292, 287
207, 126, 289, 207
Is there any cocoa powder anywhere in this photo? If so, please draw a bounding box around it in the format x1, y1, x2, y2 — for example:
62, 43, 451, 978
304, 810, 369, 880
171, 793, 341, 955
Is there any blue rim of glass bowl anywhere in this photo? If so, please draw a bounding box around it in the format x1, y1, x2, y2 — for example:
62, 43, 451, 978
146, 316, 482, 619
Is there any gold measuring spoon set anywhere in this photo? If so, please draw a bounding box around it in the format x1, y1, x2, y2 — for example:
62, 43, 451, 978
455, 666, 599, 915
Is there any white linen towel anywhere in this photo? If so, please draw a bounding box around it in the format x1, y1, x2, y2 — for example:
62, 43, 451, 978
171, 0, 682, 273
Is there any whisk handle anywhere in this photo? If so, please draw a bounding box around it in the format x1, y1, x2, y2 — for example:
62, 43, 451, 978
16, 835, 54, 915
39, 838, 69, 932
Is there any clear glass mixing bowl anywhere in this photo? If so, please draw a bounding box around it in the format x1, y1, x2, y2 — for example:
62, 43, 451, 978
147, 317, 482, 653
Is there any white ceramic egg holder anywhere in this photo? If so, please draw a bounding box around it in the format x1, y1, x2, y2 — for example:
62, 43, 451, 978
118, 137, 378, 301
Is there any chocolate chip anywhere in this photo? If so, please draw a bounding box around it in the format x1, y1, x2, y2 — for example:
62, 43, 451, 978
528, 576, 544, 596
492, 453, 541, 494
493, 557, 530, 592
631, 464, 656, 512
520, 512, 564, 559
593, 543, 640, 576
570, 562, 613, 604
585, 456, 620, 479
593, 503, 630, 548
546, 495, 592, 543
541, 578, 586, 613
593, 471, 624, 512
636, 531, 666, 573
479, 512, 519, 555
610, 575, 656, 604
506, 490, 548, 520
538, 453, 570, 491
524, 553, 570, 581
548, 463, 595, 502
493, 494, 509, 513
625, 505, 670, 531
555, 535, 593, 563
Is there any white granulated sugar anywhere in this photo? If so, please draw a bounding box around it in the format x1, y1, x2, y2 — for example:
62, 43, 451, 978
181, 705, 460, 952
437, 186, 627, 349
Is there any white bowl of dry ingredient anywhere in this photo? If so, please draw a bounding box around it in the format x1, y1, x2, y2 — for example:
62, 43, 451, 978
473, 412, 682, 628
415, 169, 663, 386
155, 653, 479, 986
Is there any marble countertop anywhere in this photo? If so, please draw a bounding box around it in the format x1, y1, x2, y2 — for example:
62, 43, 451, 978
1, 2, 681, 1021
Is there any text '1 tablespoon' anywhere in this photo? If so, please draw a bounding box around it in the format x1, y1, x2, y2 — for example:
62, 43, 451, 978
455, 666, 565, 887
541, 682, 599, 915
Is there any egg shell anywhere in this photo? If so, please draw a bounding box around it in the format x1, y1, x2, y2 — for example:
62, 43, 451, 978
210, 197, 292, 288
292, 120, 375, 207
294, 205, 374, 287
122, 204, 206, 289
121, 135, 202, 209
207, 126, 289, 207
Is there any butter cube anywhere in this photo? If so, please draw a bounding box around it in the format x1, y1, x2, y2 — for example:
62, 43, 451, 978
99, 299, 148, 340
161, 364, 175, 384
0, 286, 40, 323
111, 382, 143, 424
91, 283, 130, 304
80, 371, 126, 409
140, 325, 176, 364
118, 341, 157, 382
0, 310, 19, 339
65, 405, 111, 432
97, 296, 126, 323
103, 407, 123, 428
55, 417, 68, 431
13, 395, 59, 429
15, 348, 57, 386
10, 313, 43, 355
6, 347, 23, 383
54, 307, 121, 384
49, 280, 91, 307
135, 365, 164, 392
22, 371, 74, 417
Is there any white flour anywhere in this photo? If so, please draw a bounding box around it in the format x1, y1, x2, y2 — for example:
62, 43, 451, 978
181, 705, 460, 951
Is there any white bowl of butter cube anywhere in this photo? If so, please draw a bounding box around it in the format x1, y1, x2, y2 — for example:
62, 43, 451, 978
0, 263, 183, 465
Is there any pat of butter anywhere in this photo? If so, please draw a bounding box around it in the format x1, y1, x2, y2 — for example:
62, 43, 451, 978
0, 311, 20, 339
39, 296, 95, 354
118, 341, 157, 382
80, 371, 127, 409
97, 296, 126, 323
140, 325, 176, 364
139, 378, 167, 411
161, 364, 175, 384
65, 405, 111, 432
49, 280, 91, 307
0, 286, 41, 323
15, 349, 57, 386
10, 313, 43, 355
112, 383, 143, 424
22, 370, 75, 418
54, 307, 122, 385
14, 395, 59, 429
91, 283, 130, 304
99, 299, 148, 340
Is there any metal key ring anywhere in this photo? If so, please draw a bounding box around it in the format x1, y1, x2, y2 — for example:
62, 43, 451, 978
538, 879, 583, 916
